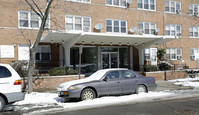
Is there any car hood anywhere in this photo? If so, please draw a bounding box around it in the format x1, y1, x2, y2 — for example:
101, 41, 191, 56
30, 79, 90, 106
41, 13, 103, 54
57, 78, 96, 91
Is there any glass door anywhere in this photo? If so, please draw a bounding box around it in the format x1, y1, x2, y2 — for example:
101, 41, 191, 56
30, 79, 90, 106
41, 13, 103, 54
102, 52, 118, 69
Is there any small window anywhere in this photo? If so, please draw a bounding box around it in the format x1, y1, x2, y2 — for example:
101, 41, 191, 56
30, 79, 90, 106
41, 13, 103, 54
0, 66, 12, 78
138, 22, 156, 35
106, 19, 127, 33
65, 15, 91, 32
105, 71, 119, 80
165, 1, 181, 14
165, 24, 181, 36
138, 0, 156, 11
121, 70, 136, 79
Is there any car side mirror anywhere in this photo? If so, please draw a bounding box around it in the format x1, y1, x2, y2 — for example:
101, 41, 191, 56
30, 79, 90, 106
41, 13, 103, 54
103, 77, 108, 82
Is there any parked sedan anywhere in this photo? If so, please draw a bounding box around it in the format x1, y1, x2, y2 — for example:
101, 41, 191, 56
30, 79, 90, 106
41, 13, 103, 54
57, 68, 157, 101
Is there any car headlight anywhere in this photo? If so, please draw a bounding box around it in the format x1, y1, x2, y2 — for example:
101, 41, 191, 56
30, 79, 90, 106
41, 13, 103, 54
68, 86, 76, 90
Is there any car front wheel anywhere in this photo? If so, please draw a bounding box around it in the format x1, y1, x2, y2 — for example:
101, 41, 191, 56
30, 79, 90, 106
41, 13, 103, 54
81, 88, 96, 101
136, 85, 147, 94
0, 96, 5, 112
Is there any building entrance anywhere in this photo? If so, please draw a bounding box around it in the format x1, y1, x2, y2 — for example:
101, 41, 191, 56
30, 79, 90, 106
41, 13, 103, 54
102, 52, 119, 69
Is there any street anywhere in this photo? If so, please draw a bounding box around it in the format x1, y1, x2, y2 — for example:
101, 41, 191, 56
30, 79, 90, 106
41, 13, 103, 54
51, 97, 199, 115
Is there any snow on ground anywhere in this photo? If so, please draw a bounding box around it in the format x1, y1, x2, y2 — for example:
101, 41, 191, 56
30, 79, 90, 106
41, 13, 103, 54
169, 77, 199, 88
14, 91, 173, 114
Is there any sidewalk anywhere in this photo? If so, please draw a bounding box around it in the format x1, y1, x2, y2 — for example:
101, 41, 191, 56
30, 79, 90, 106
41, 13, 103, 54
155, 80, 193, 91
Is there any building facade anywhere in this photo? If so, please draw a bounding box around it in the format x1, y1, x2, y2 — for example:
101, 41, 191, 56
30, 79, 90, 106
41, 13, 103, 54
0, 0, 199, 74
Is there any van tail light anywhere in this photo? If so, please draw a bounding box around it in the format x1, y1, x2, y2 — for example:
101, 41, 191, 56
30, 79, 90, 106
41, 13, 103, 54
14, 80, 22, 85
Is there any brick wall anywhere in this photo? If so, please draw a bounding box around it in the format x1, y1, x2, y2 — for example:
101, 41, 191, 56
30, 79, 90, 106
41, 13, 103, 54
145, 71, 188, 81
1, 0, 199, 68
23, 75, 84, 92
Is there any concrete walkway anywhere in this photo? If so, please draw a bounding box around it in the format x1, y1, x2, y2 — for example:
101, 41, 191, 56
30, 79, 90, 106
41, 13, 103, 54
155, 80, 193, 91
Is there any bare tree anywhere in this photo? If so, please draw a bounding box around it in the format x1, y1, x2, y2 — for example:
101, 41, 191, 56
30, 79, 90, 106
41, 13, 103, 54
25, 0, 54, 93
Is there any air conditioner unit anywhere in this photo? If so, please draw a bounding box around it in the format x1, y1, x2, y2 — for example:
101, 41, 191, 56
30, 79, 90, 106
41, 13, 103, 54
154, 28, 160, 35
83, 26, 90, 32
139, 30, 145, 35
177, 56, 182, 60
194, 11, 199, 16
176, 9, 181, 14
177, 33, 182, 37
190, 56, 195, 60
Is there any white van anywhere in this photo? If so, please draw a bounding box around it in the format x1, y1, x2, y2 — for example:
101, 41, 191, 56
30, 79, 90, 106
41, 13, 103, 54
0, 64, 25, 112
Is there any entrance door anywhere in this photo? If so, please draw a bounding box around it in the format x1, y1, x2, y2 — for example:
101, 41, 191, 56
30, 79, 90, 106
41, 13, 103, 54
102, 53, 119, 69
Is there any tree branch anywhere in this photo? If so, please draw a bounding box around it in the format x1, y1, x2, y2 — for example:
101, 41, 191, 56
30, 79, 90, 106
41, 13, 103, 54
25, 0, 42, 18
31, 0, 44, 17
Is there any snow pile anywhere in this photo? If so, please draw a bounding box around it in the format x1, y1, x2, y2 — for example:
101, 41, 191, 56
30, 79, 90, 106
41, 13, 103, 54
169, 77, 199, 88
14, 91, 173, 113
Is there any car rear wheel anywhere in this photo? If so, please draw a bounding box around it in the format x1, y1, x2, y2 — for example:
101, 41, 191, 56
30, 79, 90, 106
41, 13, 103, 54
0, 96, 5, 112
136, 85, 147, 94
81, 88, 96, 101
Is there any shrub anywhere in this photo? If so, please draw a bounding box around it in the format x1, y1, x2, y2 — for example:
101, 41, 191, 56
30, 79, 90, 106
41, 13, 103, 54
48, 67, 66, 76
66, 69, 78, 75
142, 65, 158, 72
158, 63, 172, 71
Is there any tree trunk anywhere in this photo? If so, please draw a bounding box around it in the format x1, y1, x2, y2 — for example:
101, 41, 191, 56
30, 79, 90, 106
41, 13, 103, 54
26, 0, 54, 94
27, 50, 36, 93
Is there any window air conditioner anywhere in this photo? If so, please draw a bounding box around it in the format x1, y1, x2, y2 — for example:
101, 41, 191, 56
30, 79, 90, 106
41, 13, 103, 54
194, 11, 199, 16
83, 27, 90, 32
176, 9, 181, 14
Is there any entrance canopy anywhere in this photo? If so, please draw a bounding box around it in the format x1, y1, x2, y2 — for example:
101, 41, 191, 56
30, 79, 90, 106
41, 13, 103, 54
41, 30, 177, 48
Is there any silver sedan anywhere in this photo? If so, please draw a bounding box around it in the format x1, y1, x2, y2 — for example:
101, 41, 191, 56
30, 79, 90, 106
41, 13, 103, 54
57, 68, 157, 101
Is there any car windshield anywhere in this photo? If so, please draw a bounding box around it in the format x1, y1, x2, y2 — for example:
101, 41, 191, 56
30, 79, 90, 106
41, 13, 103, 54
86, 69, 107, 81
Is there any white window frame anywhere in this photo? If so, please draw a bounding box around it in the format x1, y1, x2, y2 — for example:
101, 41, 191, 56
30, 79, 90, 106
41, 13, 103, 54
165, 24, 181, 36
165, 1, 181, 14
166, 48, 182, 60
64, 0, 91, 4
18, 11, 50, 29
190, 26, 199, 38
36, 45, 51, 62
190, 48, 199, 60
65, 15, 91, 32
137, 0, 156, 11
106, 0, 127, 8
106, 19, 127, 34
138, 22, 156, 35
144, 48, 150, 61
189, 4, 199, 16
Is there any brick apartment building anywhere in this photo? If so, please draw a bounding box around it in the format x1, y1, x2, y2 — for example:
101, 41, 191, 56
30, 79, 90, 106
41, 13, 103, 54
0, 0, 199, 74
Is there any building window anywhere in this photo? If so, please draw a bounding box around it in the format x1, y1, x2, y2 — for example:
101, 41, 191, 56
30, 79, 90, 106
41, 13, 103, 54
106, 0, 127, 7
144, 48, 150, 60
106, 19, 127, 33
190, 48, 199, 60
144, 48, 157, 61
165, 1, 181, 14
190, 26, 199, 38
137, 0, 156, 11
36, 45, 51, 61
18, 11, 50, 29
138, 22, 156, 35
189, 4, 199, 16
165, 24, 181, 36
166, 48, 182, 60
66, 15, 91, 32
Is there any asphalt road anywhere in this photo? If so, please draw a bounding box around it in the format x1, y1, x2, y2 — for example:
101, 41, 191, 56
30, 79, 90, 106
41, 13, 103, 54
51, 97, 199, 115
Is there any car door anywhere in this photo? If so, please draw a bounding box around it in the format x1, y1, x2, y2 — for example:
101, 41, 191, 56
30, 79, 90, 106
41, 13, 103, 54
120, 70, 138, 94
99, 70, 122, 96
0, 65, 13, 93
